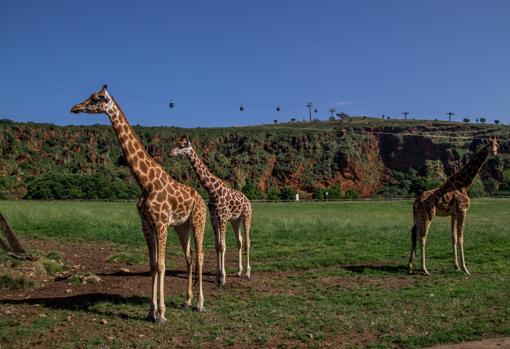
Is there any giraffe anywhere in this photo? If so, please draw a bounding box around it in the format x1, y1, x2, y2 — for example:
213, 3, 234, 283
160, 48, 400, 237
407, 137, 499, 276
71, 85, 207, 322
171, 136, 252, 286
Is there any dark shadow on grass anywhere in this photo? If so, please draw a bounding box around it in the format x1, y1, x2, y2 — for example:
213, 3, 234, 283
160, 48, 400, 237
0, 293, 150, 321
97, 269, 216, 283
342, 264, 408, 274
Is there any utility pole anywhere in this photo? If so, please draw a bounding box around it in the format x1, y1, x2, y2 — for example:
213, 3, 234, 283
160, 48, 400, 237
446, 112, 455, 122
306, 102, 313, 124
402, 111, 409, 120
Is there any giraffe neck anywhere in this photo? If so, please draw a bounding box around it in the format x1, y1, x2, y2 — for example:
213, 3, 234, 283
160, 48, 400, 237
105, 99, 164, 192
440, 144, 490, 193
187, 148, 225, 194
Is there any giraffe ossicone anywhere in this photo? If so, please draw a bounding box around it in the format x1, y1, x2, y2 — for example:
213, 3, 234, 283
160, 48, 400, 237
71, 86, 208, 322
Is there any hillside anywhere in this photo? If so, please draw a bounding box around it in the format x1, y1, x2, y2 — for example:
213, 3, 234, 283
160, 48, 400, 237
0, 117, 509, 200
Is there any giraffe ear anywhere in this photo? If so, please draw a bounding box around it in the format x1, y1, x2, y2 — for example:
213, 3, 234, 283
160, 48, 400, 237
184, 136, 191, 146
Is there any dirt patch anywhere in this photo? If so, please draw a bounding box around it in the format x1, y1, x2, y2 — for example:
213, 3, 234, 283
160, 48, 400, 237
425, 337, 510, 349
0, 237, 297, 303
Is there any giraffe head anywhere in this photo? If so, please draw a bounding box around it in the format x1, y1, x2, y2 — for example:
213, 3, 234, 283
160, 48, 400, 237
488, 136, 499, 156
71, 85, 113, 114
170, 136, 193, 157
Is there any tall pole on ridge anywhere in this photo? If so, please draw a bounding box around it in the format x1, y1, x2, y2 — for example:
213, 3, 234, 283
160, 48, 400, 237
306, 102, 313, 124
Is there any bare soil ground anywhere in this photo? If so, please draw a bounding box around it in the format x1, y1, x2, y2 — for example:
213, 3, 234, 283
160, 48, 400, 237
425, 337, 510, 349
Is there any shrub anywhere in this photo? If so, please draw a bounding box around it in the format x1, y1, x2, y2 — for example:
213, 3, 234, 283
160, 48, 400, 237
266, 187, 281, 201
313, 187, 326, 200
327, 184, 342, 199
280, 187, 297, 201
409, 177, 442, 196
343, 189, 358, 199
243, 182, 263, 200
468, 179, 485, 197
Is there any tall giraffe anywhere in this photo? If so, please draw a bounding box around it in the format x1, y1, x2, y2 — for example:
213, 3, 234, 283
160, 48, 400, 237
71, 86, 207, 322
407, 137, 499, 275
171, 136, 252, 286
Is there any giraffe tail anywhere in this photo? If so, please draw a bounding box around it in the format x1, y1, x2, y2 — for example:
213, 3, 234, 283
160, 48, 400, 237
411, 224, 418, 252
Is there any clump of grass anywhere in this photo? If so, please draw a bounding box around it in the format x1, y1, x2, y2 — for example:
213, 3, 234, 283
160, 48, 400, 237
67, 274, 81, 284
0, 275, 34, 290
107, 251, 145, 266
46, 251, 62, 260
67, 272, 101, 284
40, 258, 66, 275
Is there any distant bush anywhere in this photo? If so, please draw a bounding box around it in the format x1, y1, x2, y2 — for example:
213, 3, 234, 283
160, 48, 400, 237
468, 179, 485, 197
280, 187, 297, 200
313, 187, 327, 200
242, 181, 263, 200
266, 187, 280, 201
327, 184, 342, 199
313, 184, 341, 200
25, 172, 140, 200
343, 189, 359, 199
409, 176, 442, 196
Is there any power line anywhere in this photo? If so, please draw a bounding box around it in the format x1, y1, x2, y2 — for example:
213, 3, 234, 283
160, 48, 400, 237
1, 72, 507, 121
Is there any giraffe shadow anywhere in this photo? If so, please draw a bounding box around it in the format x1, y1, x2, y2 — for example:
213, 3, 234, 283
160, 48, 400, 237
342, 264, 408, 274
0, 293, 151, 321
98, 269, 216, 283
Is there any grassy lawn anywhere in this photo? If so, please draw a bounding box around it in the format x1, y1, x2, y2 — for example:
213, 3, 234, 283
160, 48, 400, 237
0, 199, 509, 348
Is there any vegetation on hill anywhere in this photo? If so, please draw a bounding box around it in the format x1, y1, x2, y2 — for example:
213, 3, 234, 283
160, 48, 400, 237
0, 117, 509, 200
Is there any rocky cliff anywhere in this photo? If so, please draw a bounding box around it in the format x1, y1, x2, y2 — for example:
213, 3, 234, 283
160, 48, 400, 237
0, 117, 509, 199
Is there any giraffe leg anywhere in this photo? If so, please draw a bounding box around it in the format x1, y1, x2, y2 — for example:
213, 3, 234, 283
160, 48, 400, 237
419, 220, 432, 276
155, 224, 168, 324
219, 222, 227, 286
213, 224, 222, 287
451, 215, 460, 271
407, 223, 418, 274
244, 212, 252, 280
175, 224, 193, 308
138, 208, 158, 322
457, 210, 470, 275
232, 219, 243, 277
210, 213, 223, 287
191, 214, 205, 311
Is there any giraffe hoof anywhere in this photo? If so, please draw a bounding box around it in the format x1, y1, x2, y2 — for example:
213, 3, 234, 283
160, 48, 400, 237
422, 270, 430, 276
155, 316, 167, 325
195, 305, 206, 313
246, 274, 251, 281
236, 271, 243, 277
181, 301, 192, 309
146, 313, 157, 323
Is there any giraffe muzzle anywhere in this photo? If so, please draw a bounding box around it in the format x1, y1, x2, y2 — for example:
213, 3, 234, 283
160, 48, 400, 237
70, 105, 83, 113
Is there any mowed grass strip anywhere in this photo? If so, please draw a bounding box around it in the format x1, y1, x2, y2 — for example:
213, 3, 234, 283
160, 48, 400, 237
0, 199, 509, 348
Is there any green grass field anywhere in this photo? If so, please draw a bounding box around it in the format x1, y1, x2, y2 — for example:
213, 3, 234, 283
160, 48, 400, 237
0, 199, 509, 348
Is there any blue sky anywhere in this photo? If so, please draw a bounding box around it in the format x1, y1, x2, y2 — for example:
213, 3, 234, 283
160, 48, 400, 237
1, 0, 509, 127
